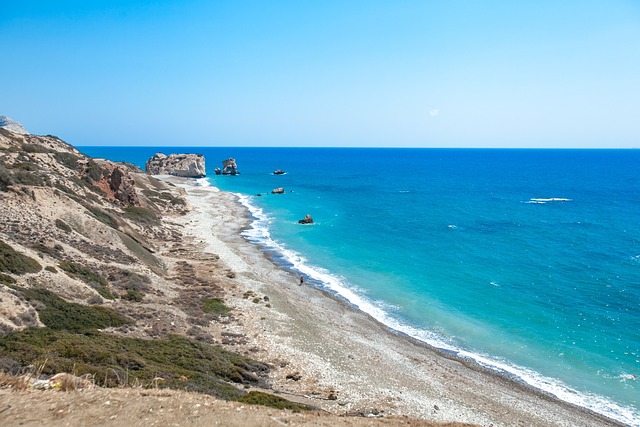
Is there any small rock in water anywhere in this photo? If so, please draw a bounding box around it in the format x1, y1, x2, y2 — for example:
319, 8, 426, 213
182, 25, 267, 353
298, 214, 313, 224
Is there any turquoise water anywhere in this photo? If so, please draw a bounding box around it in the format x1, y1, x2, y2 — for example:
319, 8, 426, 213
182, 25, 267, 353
81, 147, 640, 425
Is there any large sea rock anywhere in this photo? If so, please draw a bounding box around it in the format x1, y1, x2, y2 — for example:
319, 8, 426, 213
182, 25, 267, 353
145, 153, 206, 178
221, 158, 239, 175
0, 115, 28, 134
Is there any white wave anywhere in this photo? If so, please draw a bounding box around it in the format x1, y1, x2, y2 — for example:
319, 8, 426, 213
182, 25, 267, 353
195, 177, 213, 187
525, 197, 572, 204
234, 192, 638, 426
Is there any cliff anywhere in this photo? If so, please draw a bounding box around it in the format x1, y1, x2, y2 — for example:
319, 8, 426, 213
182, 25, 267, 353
0, 127, 275, 402
145, 153, 206, 178
0, 116, 29, 135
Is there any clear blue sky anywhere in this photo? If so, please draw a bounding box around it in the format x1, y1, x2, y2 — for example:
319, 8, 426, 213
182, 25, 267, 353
2, 1, 639, 147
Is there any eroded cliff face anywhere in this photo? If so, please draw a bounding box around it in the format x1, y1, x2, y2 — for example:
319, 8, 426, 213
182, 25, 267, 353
0, 127, 274, 401
145, 153, 206, 178
0, 128, 193, 334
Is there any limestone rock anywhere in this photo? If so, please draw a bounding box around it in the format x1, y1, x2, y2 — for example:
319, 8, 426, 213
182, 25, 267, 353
0, 116, 28, 134
298, 214, 313, 224
93, 161, 140, 207
221, 158, 239, 175
145, 153, 206, 178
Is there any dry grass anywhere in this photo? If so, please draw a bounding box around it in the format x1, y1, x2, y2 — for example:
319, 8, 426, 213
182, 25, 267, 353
0, 372, 29, 390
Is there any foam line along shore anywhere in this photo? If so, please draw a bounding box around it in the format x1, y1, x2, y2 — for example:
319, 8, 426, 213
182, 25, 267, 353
165, 175, 627, 427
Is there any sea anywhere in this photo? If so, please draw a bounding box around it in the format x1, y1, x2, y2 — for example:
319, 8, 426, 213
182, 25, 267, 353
80, 146, 640, 426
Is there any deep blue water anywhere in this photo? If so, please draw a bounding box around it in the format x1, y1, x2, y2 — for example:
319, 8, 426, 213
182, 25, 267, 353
80, 147, 640, 425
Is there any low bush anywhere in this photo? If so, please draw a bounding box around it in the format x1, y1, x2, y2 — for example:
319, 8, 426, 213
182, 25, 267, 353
203, 298, 231, 315
0, 273, 16, 284
53, 152, 80, 170
15, 287, 128, 332
58, 261, 114, 299
55, 219, 72, 233
123, 206, 159, 225
0, 329, 269, 399
85, 205, 118, 229
0, 240, 42, 274
236, 391, 311, 411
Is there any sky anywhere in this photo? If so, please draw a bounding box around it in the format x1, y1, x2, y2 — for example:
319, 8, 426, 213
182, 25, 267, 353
1, 1, 640, 148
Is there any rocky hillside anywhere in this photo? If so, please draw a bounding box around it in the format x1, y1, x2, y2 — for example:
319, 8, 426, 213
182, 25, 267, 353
0, 116, 28, 135
0, 128, 292, 405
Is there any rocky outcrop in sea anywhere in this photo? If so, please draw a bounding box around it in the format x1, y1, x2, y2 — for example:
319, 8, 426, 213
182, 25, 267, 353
145, 153, 206, 178
221, 158, 239, 175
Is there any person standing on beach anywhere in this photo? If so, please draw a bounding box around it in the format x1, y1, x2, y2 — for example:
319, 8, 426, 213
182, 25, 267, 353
299, 276, 304, 286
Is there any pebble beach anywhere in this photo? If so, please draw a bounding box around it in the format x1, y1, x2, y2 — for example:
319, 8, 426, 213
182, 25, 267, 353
169, 176, 624, 427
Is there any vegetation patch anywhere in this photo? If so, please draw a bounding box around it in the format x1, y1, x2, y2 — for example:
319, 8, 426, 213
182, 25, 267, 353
203, 298, 231, 315
0, 240, 42, 274
22, 144, 51, 154
0, 166, 46, 188
53, 152, 80, 170
0, 273, 16, 285
236, 391, 311, 411
106, 268, 150, 301
55, 218, 72, 233
0, 328, 269, 400
118, 232, 164, 274
29, 242, 64, 260
84, 159, 104, 183
15, 287, 127, 333
123, 206, 159, 225
58, 261, 114, 299
85, 205, 118, 229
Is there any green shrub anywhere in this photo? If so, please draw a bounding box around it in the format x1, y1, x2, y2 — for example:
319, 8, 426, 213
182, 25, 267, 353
123, 206, 159, 225
53, 152, 80, 170
203, 298, 230, 315
236, 391, 311, 411
44, 266, 57, 273
8, 169, 45, 187
58, 261, 114, 299
122, 289, 143, 302
0, 241, 42, 274
22, 144, 50, 154
0, 330, 268, 398
15, 287, 127, 332
0, 165, 12, 191
55, 219, 72, 233
0, 273, 16, 285
84, 160, 103, 183
85, 205, 118, 228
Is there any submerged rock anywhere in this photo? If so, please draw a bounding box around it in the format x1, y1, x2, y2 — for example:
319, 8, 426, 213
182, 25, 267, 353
145, 153, 206, 178
298, 214, 313, 224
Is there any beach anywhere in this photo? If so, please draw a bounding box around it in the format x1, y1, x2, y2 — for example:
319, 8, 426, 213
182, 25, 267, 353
167, 177, 624, 427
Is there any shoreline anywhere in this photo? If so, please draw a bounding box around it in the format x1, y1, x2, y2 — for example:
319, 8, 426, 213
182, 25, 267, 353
167, 176, 627, 427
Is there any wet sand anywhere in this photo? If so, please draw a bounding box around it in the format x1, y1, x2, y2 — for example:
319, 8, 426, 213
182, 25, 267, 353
169, 177, 624, 427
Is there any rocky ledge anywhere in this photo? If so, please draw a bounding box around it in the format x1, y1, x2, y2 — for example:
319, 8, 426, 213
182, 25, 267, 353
0, 116, 29, 135
145, 153, 206, 178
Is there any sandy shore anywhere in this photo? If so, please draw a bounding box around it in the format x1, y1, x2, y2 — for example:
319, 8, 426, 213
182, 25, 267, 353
168, 177, 624, 427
